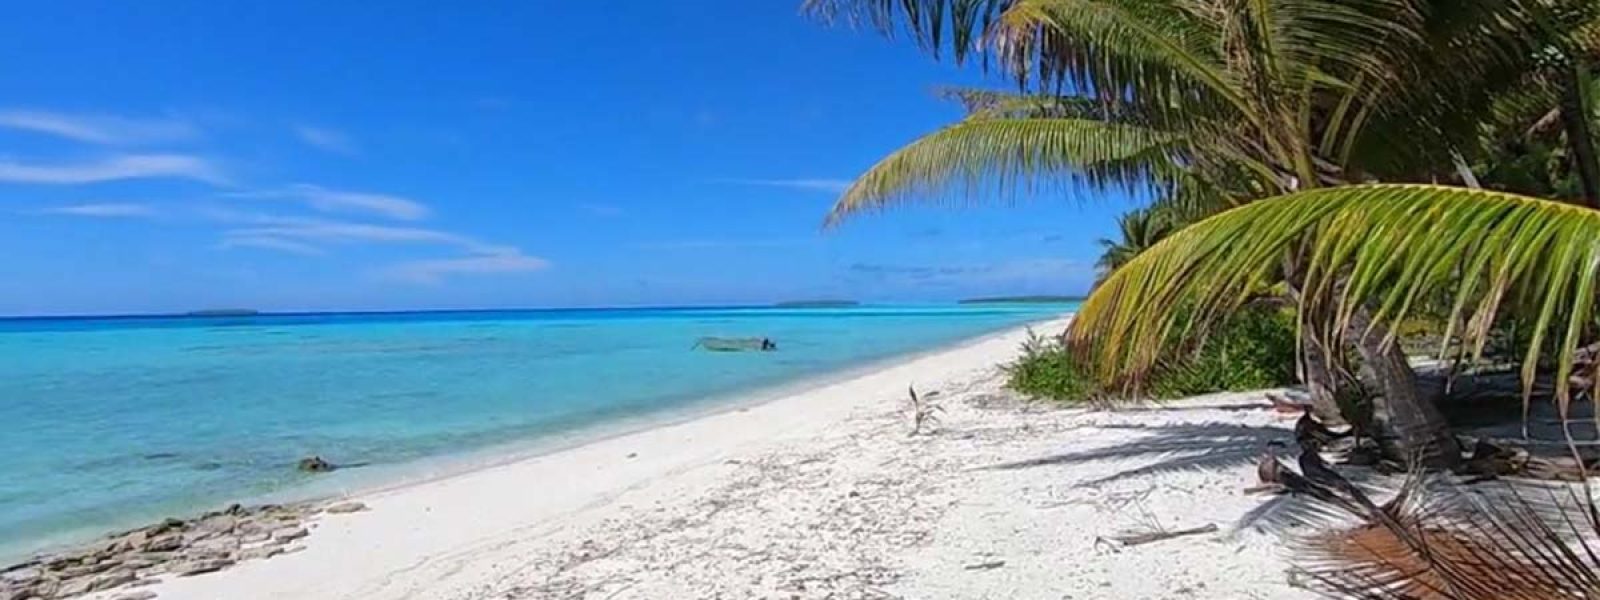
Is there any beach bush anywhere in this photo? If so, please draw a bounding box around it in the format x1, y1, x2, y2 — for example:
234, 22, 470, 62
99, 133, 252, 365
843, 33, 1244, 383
1146, 306, 1297, 398
1003, 330, 1100, 404
1006, 306, 1296, 403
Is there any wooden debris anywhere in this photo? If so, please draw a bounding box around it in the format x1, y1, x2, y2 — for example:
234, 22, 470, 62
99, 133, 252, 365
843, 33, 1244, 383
1107, 524, 1219, 547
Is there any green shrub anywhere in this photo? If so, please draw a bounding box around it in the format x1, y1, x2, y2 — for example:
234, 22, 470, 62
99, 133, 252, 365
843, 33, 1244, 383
1004, 305, 1297, 403
1147, 306, 1297, 398
1003, 330, 1100, 404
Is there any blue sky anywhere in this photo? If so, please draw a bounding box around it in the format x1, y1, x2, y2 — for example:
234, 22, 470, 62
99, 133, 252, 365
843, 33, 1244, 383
0, 2, 1136, 316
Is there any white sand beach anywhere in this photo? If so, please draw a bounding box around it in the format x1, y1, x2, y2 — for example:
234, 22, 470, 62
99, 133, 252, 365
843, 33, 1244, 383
89, 317, 1314, 600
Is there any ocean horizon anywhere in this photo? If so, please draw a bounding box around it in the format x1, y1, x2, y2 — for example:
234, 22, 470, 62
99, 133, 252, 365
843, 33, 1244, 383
0, 303, 1072, 562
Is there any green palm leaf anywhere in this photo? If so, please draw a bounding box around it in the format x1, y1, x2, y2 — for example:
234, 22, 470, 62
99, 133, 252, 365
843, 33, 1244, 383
1069, 184, 1600, 420
823, 117, 1177, 225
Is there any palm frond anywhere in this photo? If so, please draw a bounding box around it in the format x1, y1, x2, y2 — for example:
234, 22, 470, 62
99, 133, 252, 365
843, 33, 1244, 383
1068, 184, 1600, 422
935, 87, 1124, 121
991, 0, 1251, 121
823, 117, 1178, 225
799, 0, 1013, 61
1288, 471, 1600, 599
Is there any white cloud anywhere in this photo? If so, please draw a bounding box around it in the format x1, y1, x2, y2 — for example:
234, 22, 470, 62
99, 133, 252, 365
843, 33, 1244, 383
0, 154, 226, 185
229, 184, 429, 221
36, 202, 157, 218
379, 253, 551, 284
292, 125, 357, 155
228, 220, 500, 252
0, 109, 197, 145
847, 258, 1093, 288
217, 214, 513, 256
218, 235, 326, 256
714, 178, 852, 193
633, 238, 808, 250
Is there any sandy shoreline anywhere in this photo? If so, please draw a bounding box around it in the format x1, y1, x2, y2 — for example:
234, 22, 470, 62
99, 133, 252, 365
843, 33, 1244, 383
66, 316, 1314, 600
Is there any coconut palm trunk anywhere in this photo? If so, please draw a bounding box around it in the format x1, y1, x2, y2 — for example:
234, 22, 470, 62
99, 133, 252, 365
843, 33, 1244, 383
1347, 308, 1461, 466
1559, 61, 1600, 207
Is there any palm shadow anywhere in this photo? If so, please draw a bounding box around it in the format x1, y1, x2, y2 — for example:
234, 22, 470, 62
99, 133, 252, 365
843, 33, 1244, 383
983, 421, 1292, 486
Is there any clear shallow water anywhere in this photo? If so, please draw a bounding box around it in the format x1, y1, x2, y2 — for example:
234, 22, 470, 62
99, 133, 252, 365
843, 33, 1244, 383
0, 304, 1070, 560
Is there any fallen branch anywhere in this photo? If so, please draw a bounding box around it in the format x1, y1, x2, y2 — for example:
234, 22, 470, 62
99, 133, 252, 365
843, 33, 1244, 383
1107, 523, 1218, 547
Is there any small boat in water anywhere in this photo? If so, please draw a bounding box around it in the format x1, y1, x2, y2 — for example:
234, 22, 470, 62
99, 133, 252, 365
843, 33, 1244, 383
693, 336, 777, 352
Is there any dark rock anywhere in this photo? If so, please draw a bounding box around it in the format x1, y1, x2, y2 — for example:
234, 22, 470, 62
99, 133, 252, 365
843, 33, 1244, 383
174, 558, 232, 577
142, 535, 182, 553
89, 569, 137, 591
150, 518, 185, 535
296, 456, 336, 473
113, 592, 158, 600
119, 557, 157, 570
0, 568, 39, 586
194, 514, 237, 535
129, 551, 176, 563
59, 559, 116, 578
116, 530, 150, 552
323, 502, 366, 514
25, 580, 59, 599
237, 546, 284, 561
188, 536, 240, 556
271, 527, 308, 542
59, 576, 95, 597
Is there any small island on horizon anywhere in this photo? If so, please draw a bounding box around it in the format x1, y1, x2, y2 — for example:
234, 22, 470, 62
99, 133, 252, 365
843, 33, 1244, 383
183, 308, 263, 317
958, 295, 1084, 305
772, 300, 860, 308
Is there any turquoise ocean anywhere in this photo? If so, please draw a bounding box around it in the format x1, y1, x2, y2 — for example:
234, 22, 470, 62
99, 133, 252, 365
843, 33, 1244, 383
0, 304, 1070, 561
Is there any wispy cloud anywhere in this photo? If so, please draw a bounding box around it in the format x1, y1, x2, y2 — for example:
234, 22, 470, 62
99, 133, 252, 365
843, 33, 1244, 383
0, 154, 226, 185
205, 209, 512, 259
713, 178, 852, 193
292, 125, 357, 155
632, 238, 809, 250
848, 258, 1092, 287
378, 253, 550, 284
210, 211, 547, 282
35, 202, 157, 218
578, 203, 625, 218
229, 184, 429, 221
223, 217, 508, 254
0, 109, 197, 145
218, 235, 326, 256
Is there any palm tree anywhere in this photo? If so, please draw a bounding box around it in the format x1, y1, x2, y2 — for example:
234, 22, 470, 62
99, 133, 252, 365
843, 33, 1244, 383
806, 0, 1594, 465
1095, 206, 1173, 278
1070, 184, 1600, 470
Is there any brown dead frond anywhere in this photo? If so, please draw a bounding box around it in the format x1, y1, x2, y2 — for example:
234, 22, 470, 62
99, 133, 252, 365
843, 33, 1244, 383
1287, 461, 1600, 599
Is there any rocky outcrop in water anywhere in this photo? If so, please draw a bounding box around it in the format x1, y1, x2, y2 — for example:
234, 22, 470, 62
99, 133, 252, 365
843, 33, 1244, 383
296, 456, 336, 473
0, 500, 365, 599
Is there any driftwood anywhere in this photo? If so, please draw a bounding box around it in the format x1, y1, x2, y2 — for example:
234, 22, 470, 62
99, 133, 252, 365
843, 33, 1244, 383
1106, 523, 1219, 546
692, 337, 777, 352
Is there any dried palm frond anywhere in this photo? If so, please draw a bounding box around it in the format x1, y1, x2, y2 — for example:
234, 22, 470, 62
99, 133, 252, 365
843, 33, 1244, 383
1286, 460, 1600, 599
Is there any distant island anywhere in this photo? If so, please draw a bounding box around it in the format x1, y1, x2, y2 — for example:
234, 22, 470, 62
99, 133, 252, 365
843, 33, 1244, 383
958, 295, 1084, 305
773, 300, 860, 308
183, 309, 262, 317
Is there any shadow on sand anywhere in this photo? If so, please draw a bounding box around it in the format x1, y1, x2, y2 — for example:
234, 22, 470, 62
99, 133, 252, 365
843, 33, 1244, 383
983, 421, 1293, 486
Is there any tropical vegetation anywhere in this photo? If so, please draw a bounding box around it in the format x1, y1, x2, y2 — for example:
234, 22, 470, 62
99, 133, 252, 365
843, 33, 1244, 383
805, 0, 1600, 468
1007, 305, 1296, 403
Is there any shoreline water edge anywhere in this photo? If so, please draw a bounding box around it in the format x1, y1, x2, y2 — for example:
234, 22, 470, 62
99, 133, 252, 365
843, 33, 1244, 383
3, 314, 1074, 600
